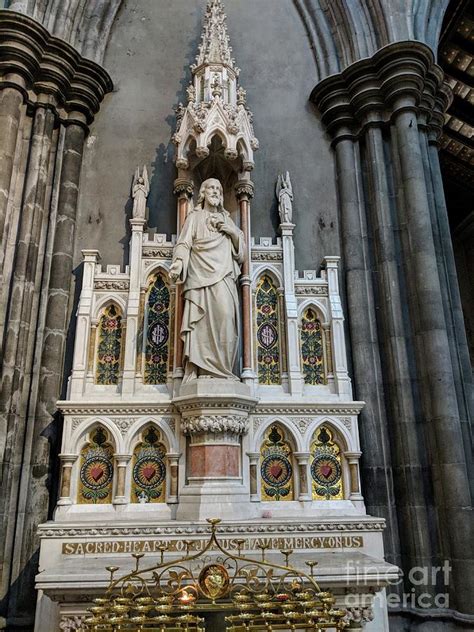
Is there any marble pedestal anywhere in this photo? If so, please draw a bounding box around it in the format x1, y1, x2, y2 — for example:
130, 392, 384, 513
173, 378, 259, 520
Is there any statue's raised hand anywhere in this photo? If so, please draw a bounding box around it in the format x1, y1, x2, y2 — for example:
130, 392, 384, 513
169, 259, 183, 282
216, 220, 238, 239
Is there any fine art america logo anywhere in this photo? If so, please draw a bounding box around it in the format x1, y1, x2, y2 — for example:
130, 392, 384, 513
346, 560, 452, 611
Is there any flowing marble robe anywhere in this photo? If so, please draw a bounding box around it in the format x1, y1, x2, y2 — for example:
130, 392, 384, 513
173, 207, 244, 381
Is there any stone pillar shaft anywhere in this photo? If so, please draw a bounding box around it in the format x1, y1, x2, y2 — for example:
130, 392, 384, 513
422, 133, 474, 495
333, 134, 400, 561
114, 456, 131, 503
166, 454, 180, 503
0, 78, 25, 268
247, 452, 260, 500
0, 101, 57, 603
392, 104, 473, 607
10, 119, 87, 592
294, 452, 311, 501
122, 217, 146, 393
58, 455, 78, 504
364, 124, 432, 567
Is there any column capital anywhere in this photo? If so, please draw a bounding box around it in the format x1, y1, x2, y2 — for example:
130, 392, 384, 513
173, 178, 194, 199
129, 217, 146, 231
58, 453, 79, 464
81, 249, 101, 262
235, 179, 254, 200
311, 41, 448, 144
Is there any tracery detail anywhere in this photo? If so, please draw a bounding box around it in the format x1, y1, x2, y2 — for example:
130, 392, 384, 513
300, 307, 325, 385
131, 426, 167, 503
78, 427, 114, 504
256, 275, 281, 385
144, 274, 171, 384
310, 426, 344, 501
95, 304, 123, 385
260, 424, 294, 501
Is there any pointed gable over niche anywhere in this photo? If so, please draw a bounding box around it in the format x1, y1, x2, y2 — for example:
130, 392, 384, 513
173, 0, 258, 172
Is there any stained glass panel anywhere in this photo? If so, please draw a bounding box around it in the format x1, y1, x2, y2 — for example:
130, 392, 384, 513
256, 275, 281, 385
260, 424, 294, 501
78, 427, 114, 504
95, 304, 123, 385
144, 275, 170, 384
300, 307, 325, 385
310, 426, 344, 500
131, 426, 167, 503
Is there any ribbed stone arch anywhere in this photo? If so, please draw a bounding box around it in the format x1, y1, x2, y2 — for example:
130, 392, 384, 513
293, 0, 451, 82
7, 0, 123, 63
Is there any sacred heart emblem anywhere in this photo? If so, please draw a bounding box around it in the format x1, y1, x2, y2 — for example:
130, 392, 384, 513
320, 464, 332, 479
142, 465, 156, 481
199, 564, 229, 600
270, 464, 283, 479
90, 466, 104, 482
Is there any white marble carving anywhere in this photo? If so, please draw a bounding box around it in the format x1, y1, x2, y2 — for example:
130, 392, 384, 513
170, 178, 244, 382
276, 171, 293, 224
181, 415, 247, 435
131, 166, 149, 220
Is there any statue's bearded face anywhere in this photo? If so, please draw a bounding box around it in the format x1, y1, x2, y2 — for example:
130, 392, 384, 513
203, 180, 222, 209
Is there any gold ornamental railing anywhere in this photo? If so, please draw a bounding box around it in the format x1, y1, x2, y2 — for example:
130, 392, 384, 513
80, 518, 349, 631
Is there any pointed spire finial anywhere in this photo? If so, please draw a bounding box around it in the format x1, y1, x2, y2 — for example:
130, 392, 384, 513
193, 0, 239, 75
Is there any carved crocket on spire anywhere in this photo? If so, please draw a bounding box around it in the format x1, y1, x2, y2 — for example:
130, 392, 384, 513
172, 0, 258, 171
192, 0, 239, 74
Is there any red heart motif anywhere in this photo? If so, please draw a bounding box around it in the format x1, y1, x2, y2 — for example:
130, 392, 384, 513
320, 464, 332, 479
90, 466, 104, 482
142, 466, 156, 481
270, 464, 283, 479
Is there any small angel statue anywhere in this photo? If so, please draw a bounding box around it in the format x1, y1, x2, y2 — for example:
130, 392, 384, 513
132, 166, 149, 220
276, 171, 293, 224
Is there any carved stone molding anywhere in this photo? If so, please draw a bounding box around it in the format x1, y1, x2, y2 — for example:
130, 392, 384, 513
142, 248, 173, 258
252, 252, 283, 261
71, 415, 176, 436
59, 402, 174, 415
94, 280, 129, 290
182, 415, 248, 435
295, 286, 328, 295
38, 519, 386, 539
254, 404, 364, 415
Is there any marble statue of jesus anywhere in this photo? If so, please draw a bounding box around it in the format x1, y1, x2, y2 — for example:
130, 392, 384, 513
169, 178, 244, 382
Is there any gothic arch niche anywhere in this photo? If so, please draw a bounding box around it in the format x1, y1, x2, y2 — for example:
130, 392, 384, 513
131, 425, 167, 504
299, 306, 327, 386
95, 303, 123, 385
192, 135, 240, 221
310, 425, 345, 501
142, 272, 172, 385
77, 426, 114, 504
260, 424, 295, 501
255, 274, 282, 385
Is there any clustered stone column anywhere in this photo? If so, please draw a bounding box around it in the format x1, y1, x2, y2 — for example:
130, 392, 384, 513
311, 41, 474, 616
0, 10, 112, 628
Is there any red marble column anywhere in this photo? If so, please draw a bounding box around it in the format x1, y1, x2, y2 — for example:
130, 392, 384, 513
235, 180, 254, 379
